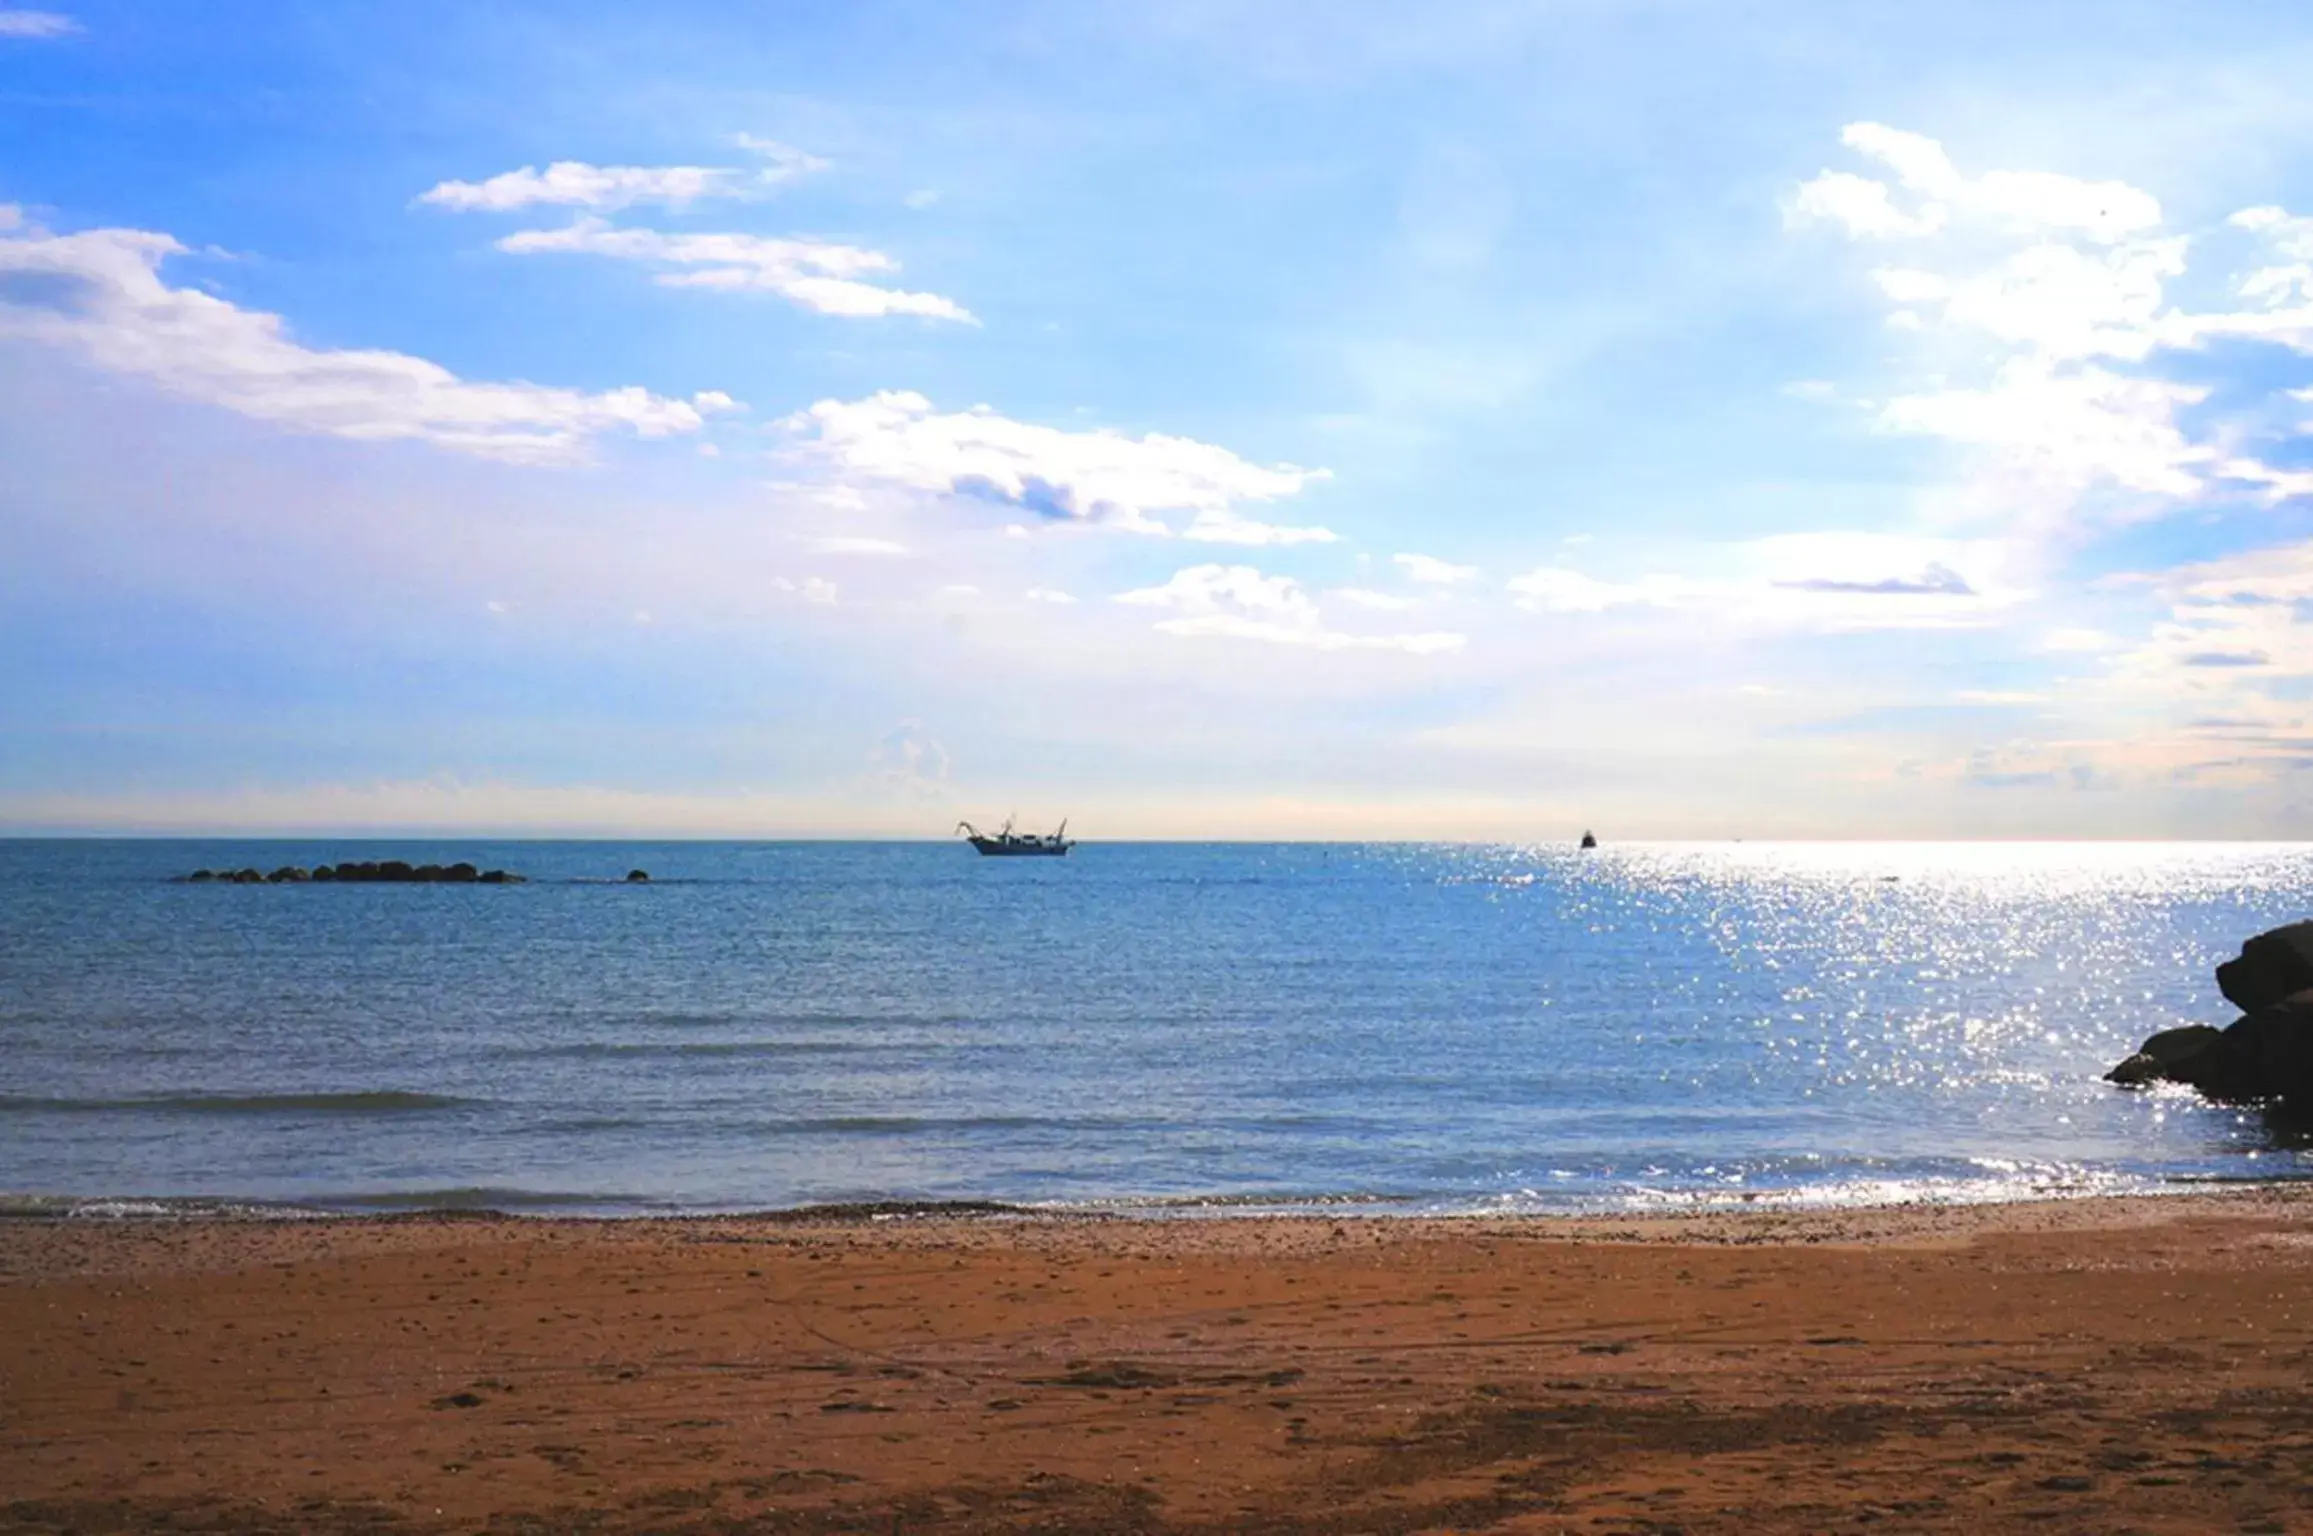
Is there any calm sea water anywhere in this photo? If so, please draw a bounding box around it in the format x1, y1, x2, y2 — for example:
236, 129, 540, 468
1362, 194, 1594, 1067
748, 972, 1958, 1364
2, 839, 2309, 1218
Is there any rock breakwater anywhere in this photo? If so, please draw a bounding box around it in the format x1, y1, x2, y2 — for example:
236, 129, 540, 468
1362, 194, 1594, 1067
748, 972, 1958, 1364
2110, 921, 2313, 1107
182, 861, 525, 885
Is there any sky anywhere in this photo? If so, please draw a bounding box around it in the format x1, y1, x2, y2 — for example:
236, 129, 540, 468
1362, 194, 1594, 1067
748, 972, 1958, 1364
11, 2, 2313, 837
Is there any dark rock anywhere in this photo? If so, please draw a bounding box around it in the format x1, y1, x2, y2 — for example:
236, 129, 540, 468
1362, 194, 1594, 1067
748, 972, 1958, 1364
626, 869, 650, 883
184, 858, 519, 885
2217, 921, 2313, 1014
2106, 1024, 2222, 1087
2107, 922, 2313, 1108
2174, 991, 2313, 1107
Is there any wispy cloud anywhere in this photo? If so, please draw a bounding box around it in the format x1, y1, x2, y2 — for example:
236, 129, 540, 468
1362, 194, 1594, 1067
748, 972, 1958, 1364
496, 219, 975, 322
1792, 122, 2161, 245
731, 135, 829, 182
770, 575, 840, 605
1776, 562, 1973, 596
0, 9, 76, 39
1506, 566, 1688, 614
0, 214, 717, 463
422, 163, 750, 213
1333, 587, 1417, 611
1117, 564, 1463, 653
812, 536, 910, 556
783, 391, 1337, 544
1392, 552, 1478, 584
1505, 533, 2016, 629
418, 140, 825, 213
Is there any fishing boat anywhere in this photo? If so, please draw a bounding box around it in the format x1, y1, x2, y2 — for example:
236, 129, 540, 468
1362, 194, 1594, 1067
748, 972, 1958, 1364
957, 818, 1074, 857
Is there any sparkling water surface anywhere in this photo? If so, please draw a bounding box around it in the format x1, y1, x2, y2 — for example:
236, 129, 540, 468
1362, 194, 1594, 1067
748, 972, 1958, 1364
2, 839, 2309, 1216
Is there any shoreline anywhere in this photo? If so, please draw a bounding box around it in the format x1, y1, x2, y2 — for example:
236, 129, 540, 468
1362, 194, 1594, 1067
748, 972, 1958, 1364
11, 1185, 2313, 1532
5, 1167, 2307, 1227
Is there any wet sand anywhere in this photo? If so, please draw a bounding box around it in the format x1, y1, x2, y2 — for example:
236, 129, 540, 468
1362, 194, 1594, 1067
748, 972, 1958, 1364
8, 1191, 2313, 1533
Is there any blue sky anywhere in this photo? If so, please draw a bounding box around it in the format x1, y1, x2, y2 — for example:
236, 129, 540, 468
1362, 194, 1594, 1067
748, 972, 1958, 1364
12, 1, 2313, 836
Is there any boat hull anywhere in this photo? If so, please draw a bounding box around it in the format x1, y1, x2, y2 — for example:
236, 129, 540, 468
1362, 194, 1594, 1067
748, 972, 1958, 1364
967, 839, 1070, 857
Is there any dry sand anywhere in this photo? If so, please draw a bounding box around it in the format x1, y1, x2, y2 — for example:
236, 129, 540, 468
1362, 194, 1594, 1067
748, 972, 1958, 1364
8, 1190, 2313, 1532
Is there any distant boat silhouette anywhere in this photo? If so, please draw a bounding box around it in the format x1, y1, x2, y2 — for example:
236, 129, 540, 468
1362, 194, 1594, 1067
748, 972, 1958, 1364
1580, 830, 1597, 850
957, 818, 1073, 857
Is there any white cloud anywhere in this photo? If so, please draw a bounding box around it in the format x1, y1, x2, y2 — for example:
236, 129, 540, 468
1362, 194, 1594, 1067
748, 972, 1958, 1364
1791, 122, 2313, 532
1393, 552, 1478, 584
870, 719, 949, 798
1955, 690, 2049, 706
812, 536, 910, 556
2171, 207, 2313, 356
1178, 507, 1339, 545
1507, 567, 1687, 613
1117, 564, 1464, 654
496, 219, 975, 322
1879, 361, 2212, 498
0, 9, 75, 37
421, 163, 746, 213
1025, 586, 1077, 604
782, 391, 1337, 544
0, 217, 711, 463
419, 142, 823, 213
2219, 455, 2313, 505
771, 575, 839, 605
1333, 587, 1416, 611
2039, 542, 2313, 787
1871, 236, 2186, 362
1506, 532, 2018, 630
1790, 170, 1943, 240
1794, 122, 2161, 245
731, 135, 829, 183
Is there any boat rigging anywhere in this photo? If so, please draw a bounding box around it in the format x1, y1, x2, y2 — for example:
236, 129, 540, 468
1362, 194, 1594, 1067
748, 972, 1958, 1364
957, 817, 1074, 857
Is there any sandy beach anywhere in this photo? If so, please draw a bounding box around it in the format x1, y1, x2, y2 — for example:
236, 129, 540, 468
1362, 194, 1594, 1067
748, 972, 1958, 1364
8, 1193, 2313, 1532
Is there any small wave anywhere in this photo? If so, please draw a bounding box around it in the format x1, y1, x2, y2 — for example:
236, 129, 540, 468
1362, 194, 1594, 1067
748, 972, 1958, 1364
1052, 1190, 1421, 1214
0, 1195, 335, 1222
516, 1041, 865, 1061
326, 1187, 653, 1212
0, 1091, 471, 1116
737, 1199, 1032, 1223
745, 1114, 1056, 1135
866, 1114, 1044, 1132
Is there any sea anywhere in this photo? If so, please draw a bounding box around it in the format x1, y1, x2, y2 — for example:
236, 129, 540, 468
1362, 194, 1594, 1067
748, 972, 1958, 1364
3, 838, 2310, 1220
